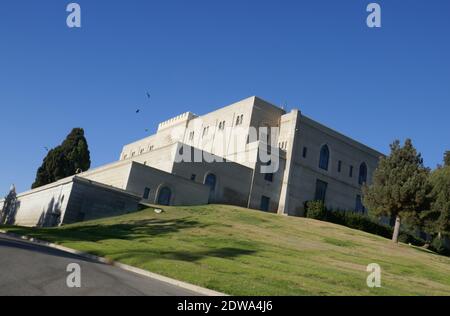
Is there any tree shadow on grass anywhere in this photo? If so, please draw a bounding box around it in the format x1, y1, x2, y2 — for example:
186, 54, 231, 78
112, 247, 257, 263
27, 218, 210, 243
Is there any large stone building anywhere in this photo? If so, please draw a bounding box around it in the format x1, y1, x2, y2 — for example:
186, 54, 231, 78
0, 96, 383, 227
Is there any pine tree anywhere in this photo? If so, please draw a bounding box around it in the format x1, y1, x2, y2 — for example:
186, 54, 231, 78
444, 151, 450, 167
32, 128, 91, 189
429, 156, 450, 237
363, 139, 431, 243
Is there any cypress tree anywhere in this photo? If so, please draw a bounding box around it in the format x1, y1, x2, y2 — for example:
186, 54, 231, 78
32, 128, 91, 189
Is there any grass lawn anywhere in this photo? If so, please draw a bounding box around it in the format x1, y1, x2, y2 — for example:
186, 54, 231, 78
2, 205, 450, 296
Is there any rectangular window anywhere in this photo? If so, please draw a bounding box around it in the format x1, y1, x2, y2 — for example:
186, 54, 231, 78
235, 114, 244, 126
349, 165, 354, 178
338, 160, 342, 173
260, 196, 270, 212
264, 172, 274, 182
314, 180, 328, 202
190, 174, 196, 181
302, 147, 308, 158
355, 195, 365, 213
143, 187, 151, 200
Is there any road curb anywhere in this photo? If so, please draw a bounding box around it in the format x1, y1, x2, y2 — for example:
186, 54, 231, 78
0, 230, 227, 297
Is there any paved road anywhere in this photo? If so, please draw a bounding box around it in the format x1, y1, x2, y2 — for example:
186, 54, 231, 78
0, 234, 199, 296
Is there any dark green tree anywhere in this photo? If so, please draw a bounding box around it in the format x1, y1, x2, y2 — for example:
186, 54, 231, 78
32, 128, 91, 189
363, 139, 431, 243
429, 161, 450, 237
444, 151, 450, 167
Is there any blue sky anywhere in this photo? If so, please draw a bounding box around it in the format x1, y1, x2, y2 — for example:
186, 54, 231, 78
0, 0, 449, 193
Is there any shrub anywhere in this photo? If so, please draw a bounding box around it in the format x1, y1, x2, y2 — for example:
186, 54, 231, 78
304, 201, 425, 247
398, 232, 425, 246
305, 201, 327, 220
431, 237, 450, 255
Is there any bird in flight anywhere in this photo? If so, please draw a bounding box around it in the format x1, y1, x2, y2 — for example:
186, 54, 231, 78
146, 92, 151, 99
136, 109, 140, 114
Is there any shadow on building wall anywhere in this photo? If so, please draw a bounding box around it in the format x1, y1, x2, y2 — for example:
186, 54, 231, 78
0, 187, 20, 225
37, 195, 65, 228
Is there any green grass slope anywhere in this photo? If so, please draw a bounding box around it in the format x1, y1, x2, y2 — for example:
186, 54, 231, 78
3, 205, 450, 296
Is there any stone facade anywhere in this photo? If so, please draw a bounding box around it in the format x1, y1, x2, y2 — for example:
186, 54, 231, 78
119, 96, 382, 215
0, 176, 142, 227
1, 96, 382, 227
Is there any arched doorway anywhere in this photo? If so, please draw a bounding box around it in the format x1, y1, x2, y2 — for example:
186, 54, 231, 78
157, 186, 172, 206
204, 173, 217, 204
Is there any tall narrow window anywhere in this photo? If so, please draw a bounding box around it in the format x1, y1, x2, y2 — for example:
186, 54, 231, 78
205, 173, 217, 203
143, 187, 150, 200
314, 179, 328, 202
260, 196, 270, 212
202, 126, 209, 137
302, 147, 308, 158
355, 195, 365, 213
349, 165, 354, 178
236, 115, 243, 126
319, 145, 330, 171
359, 162, 368, 185
338, 160, 342, 173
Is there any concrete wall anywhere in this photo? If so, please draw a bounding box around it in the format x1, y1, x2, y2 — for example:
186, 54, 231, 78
171, 144, 254, 207
285, 114, 382, 215
62, 178, 142, 225
2, 178, 74, 227
0, 176, 142, 227
80, 160, 132, 190
125, 162, 210, 206
122, 143, 177, 174
182, 97, 255, 160
119, 97, 286, 170
246, 142, 286, 213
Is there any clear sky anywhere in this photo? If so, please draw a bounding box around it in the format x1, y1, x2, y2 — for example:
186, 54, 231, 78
0, 0, 449, 193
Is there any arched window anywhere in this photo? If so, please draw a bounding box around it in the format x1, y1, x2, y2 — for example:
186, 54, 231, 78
204, 173, 217, 203
319, 145, 330, 171
359, 163, 368, 185
157, 187, 172, 206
